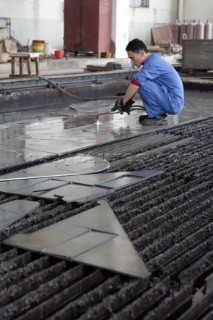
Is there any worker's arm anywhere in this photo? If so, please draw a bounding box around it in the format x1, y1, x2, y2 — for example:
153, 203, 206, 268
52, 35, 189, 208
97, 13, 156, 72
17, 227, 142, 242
123, 83, 139, 104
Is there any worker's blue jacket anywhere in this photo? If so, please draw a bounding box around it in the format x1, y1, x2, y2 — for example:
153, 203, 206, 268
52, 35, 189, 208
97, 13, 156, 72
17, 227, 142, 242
132, 53, 184, 117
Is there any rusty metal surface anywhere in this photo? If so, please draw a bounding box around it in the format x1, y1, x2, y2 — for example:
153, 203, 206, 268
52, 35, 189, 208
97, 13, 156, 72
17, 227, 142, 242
182, 40, 213, 70
0, 70, 135, 90
64, 0, 112, 56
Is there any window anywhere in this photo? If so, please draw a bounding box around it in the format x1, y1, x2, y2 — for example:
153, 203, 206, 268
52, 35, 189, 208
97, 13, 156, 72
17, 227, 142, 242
141, 0, 149, 8
130, 0, 150, 8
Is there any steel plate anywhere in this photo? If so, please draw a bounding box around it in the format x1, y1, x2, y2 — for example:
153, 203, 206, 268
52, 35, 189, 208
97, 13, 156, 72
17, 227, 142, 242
4, 200, 149, 278
0, 200, 40, 230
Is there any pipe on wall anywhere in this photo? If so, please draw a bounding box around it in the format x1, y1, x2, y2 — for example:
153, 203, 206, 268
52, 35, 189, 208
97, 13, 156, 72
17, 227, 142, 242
178, 0, 184, 22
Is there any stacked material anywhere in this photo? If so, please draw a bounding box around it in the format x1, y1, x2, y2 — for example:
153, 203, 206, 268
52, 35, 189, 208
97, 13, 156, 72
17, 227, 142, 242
173, 20, 213, 45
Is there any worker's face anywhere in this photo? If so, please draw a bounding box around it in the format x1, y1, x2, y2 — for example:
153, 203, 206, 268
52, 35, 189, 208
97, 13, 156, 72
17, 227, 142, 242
127, 50, 146, 67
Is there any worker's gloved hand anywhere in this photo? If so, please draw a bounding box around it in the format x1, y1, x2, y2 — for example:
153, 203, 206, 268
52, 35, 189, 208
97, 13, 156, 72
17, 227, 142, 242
122, 99, 135, 115
111, 99, 124, 113
111, 99, 134, 115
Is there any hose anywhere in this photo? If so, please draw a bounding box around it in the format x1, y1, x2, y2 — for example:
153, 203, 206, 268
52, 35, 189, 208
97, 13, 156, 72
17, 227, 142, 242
39, 76, 123, 103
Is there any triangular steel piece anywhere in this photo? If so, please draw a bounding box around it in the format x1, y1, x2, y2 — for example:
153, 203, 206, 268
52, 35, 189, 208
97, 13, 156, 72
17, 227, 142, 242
4, 200, 149, 278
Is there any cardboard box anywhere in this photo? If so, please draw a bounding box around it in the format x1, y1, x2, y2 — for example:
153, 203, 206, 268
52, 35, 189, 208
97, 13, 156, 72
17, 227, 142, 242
4, 39, 18, 53
152, 24, 175, 48
0, 28, 9, 40
0, 41, 6, 53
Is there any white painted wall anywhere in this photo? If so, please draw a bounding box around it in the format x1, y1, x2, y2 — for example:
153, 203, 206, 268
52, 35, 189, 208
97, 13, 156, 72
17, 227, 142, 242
0, 0, 212, 57
112, 0, 129, 58
182, 0, 213, 23
129, 0, 178, 45
0, 0, 64, 50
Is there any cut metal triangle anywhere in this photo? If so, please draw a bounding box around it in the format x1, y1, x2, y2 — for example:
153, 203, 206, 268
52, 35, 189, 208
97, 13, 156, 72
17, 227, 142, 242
4, 200, 149, 278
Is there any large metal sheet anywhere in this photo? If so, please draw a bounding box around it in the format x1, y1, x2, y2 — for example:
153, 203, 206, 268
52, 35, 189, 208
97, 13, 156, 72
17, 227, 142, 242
18, 155, 109, 176
45, 231, 116, 258
40, 184, 113, 203
8, 139, 88, 157
0, 155, 110, 182
0, 200, 40, 230
74, 234, 148, 279
0, 210, 19, 226
0, 178, 48, 193
0, 169, 163, 203
13, 179, 69, 196
5, 223, 89, 252
126, 169, 164, 178
0, 144, 54, 170
57, 172, 126, 185
57, 170, 163, 186
4, 200, 149, 278
100, 176, 143, 189
63, 200, 124, 234
0, 199, 39, 215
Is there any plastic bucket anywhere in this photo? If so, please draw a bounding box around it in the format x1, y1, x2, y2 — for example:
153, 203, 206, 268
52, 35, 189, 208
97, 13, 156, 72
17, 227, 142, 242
32, 40, 45, 56
101, 52, 112, 58
55, 50, 63, 59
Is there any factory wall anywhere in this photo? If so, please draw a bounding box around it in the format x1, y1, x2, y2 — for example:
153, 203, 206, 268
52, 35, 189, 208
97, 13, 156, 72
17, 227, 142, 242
128, 0, 178, 45
0, 0, 64, 51
112, 0, 129, 58
0, 0, 178, 57
0, 0, 212, 57
182, 0, 213, 23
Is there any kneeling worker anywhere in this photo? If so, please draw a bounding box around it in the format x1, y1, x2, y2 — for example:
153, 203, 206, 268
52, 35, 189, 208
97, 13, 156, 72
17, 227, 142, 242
112, 38, 184, 125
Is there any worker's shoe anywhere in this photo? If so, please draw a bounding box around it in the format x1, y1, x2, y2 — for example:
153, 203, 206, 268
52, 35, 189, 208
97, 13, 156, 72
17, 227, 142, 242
139, 113, 167, 125
138, 114, 148, 122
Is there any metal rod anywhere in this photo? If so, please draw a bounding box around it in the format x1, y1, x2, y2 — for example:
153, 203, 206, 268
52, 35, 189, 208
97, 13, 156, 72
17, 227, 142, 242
39, 76, 80, 109
0, 171, 108, 182
40, 76, 122, 103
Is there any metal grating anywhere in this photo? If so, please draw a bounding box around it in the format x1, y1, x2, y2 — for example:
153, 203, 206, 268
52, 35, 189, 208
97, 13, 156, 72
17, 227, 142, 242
0, 117, 213, 319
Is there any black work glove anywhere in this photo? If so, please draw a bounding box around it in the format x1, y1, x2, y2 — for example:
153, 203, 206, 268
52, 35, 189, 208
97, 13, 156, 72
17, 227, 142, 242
111, 99, 134, 115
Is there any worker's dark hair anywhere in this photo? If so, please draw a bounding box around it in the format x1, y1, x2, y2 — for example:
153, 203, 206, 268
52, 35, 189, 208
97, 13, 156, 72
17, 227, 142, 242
126, 38, 148, 53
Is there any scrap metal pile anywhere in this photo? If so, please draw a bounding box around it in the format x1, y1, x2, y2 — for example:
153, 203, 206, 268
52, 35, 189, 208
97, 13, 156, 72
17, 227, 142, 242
0, 116, 213, 319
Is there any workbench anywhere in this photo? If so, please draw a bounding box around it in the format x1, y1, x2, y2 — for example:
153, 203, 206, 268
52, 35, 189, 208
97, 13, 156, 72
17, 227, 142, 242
9, 52, 40, 77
